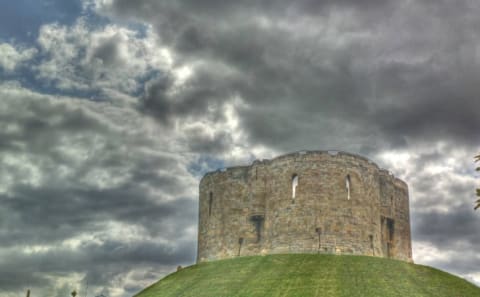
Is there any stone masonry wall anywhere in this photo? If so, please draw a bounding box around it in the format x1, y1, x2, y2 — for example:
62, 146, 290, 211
197, 151, 412, 263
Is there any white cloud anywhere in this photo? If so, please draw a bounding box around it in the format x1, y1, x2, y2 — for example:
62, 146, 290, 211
0, 43, 37, 72
465, 272, 480, 287
413, 241, 453, 264
35, 19, 171, 96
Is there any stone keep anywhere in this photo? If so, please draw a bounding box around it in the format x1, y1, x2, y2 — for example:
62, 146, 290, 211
197, 151, 412, 263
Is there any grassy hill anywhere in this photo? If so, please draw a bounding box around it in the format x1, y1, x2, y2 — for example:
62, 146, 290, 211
135, 254, 480, 297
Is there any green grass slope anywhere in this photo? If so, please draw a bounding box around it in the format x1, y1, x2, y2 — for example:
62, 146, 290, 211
135, 254, 480, 297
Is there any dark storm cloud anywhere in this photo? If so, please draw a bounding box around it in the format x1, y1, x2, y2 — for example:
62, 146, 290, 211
0, 90, 196, 242
0, 184, 196, 246
101, 0, 393, 22
413, 200, 480, 248
371, 59, 480, 146
0, 238, 195, 289
0, 86, 198, 296
0, 269, 50, 291
0, 97, 108, 156
413, 206, 480, 277
101, 0, 480, 155
90, 34, 125, 67
93, 0, 480, 287
183, 128, 233, 154
141, 65, 242, 125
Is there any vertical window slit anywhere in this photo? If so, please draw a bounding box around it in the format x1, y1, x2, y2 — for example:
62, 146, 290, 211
292, 174, 298, 199
238, 237, 244, 256
346, 174, 351, 200
208, 192, 213, 217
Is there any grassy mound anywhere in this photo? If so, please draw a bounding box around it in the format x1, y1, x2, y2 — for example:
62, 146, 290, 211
135, 254, 479, 297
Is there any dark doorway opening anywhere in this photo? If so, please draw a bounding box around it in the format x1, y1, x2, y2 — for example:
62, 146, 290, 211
381, 217, 395, 258
250, 215, 264, 243
238, 237, 244, 256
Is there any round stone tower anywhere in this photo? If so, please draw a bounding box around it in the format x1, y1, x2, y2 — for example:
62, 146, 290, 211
197, 151, 412, 263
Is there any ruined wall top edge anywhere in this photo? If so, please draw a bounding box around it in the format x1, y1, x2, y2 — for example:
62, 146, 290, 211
201, 150, 407, 186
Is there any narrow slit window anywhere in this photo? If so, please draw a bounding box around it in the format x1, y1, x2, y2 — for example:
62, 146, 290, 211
238, 237, 244, 256
346, 175, 351, 200
208, 192, 213, 216
292, 174, 298, 199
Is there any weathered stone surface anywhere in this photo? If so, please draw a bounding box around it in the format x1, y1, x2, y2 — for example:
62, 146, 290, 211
197, 151, 412, 263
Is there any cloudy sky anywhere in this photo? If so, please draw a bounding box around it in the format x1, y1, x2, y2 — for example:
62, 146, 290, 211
1, 0, 479, 296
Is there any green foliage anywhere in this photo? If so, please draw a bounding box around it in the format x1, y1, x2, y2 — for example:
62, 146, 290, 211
135, 254, 480, 297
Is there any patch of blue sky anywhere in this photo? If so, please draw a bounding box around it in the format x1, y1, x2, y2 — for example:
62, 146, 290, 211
0, 1, 156, 101
0, 49, 100, 100
188, 156, 226, 178
0, 57, 163, 103
0, 39, 161, 102
0, 65, 103, 103
5, 79, 104, 103
0, 0, 84, 44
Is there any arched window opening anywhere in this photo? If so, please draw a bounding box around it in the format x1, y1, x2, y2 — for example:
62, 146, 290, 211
346, 175, 351, 200
208, 192, 213, 217
292, 174, 298, 199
